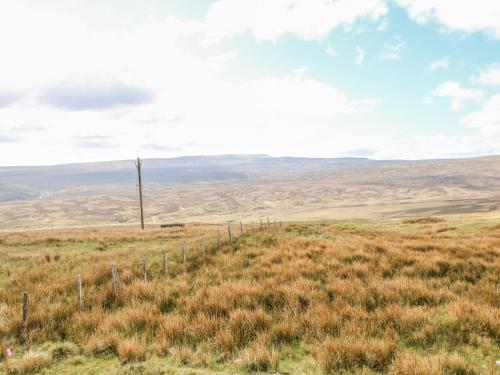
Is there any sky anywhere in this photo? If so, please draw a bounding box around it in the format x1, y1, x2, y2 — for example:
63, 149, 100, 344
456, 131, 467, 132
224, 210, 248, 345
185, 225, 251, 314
1, 0, 500, 165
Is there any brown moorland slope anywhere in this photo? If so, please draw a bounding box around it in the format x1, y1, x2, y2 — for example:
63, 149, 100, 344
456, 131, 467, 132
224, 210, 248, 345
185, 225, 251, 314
2, 155, 500, 230
0, 217, 498, 373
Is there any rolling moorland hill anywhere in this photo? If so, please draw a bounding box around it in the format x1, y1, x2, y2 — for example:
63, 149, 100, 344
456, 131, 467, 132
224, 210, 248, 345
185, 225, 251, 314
1, 155, 500, 230
0, 155, 396, 199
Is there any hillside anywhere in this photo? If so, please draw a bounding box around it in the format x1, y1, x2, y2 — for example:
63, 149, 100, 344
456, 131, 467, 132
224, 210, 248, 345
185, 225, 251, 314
0, 155, 393, 199
1, 155, 500, 230
0, 218, 498, 374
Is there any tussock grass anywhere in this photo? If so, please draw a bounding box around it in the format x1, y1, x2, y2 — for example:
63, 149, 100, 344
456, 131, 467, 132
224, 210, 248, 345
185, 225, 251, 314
0, 221, 498, 373
5, 351, 51, 374
316, 336, 396, 372
390, 351, 477, 375
117, 337, 146, 364
239, 342, 279, 372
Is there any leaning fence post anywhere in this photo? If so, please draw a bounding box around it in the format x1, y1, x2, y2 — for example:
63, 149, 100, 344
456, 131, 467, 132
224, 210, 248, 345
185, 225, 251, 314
260, 219, 263, 230
112, 263, 119, 295
22, 291, 29, 327
228, 225, 233, 249
142, 256, 147, 283
162, 250, 168, 275
76, 274, 83, 311
267, 217, 270, 228
240, 221, 243, 234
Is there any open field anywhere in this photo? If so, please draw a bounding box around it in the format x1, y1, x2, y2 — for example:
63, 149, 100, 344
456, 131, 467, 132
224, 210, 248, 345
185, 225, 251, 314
0, 215, 499, 374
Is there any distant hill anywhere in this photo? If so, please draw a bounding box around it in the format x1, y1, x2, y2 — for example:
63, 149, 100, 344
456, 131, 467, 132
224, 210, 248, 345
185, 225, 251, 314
0, 154, 397, 201
2, 154, 500, 230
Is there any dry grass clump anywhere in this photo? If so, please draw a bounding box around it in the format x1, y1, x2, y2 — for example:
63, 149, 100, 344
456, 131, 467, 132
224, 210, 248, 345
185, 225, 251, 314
85, 333, 119, 356
0, 220, 498, 372
228, 308, 271, 347
5, 351, 51, 374
316, 336, 396, 372
239, 342, 279, 372
390, 352, 477, 375
117, 337, 147, 364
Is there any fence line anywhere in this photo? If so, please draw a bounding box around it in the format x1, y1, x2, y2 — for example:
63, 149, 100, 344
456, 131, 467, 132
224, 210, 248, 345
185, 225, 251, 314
20, 219, 286, 323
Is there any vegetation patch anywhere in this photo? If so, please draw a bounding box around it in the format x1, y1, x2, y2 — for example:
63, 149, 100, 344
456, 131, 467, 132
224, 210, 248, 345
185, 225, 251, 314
0, 221, 498, 373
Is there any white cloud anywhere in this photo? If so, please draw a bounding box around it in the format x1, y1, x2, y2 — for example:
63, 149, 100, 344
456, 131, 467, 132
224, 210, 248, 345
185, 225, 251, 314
473, 65, 500, 86
379, 38, 405, 61
356, 46, 366, 65
428, 57, 449, 71
395, 0, 500, 38
3, 1, 500, 164
462, 95, 500, 131
325, 44, 336, 57
202, 0, 388, 43
0, 2, 383, 165
430, 81, 484, 111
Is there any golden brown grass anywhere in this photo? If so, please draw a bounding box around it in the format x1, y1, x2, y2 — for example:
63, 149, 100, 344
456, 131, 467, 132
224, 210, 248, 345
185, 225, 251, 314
389, 351, 477, 375
0, 219, 498, 373
5, 351, 51, 374
316, 337, 396, 372
117, 336, 147, 363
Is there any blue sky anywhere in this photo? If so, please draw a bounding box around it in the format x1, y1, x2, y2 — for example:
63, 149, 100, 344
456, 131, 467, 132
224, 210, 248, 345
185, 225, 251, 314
1, 0, 500, 165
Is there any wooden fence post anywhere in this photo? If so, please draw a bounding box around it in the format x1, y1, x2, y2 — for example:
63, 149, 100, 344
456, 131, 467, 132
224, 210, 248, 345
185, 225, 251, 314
182, 245, 186, 264
228, 225, 233, 249
240, 221, 243, 234
112, 264, 119, 295
76, 274, 83, 311
142, 256, 147, 283
260, 219, 263, 230
267, 217, 270, 228
162, 250, 168, 275
22, 291, 29, 327
217, 231, 221, 250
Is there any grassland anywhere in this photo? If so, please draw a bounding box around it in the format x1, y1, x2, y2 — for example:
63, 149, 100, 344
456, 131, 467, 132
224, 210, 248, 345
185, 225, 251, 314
0, 216, 499, 374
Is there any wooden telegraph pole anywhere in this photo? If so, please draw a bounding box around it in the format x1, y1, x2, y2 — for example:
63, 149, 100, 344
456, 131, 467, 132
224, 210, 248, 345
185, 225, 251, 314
135, 155, 145, 230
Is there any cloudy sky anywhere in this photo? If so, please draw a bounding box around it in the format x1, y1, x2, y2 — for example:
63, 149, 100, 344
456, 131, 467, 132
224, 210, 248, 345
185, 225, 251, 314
1, 0, 500, 165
